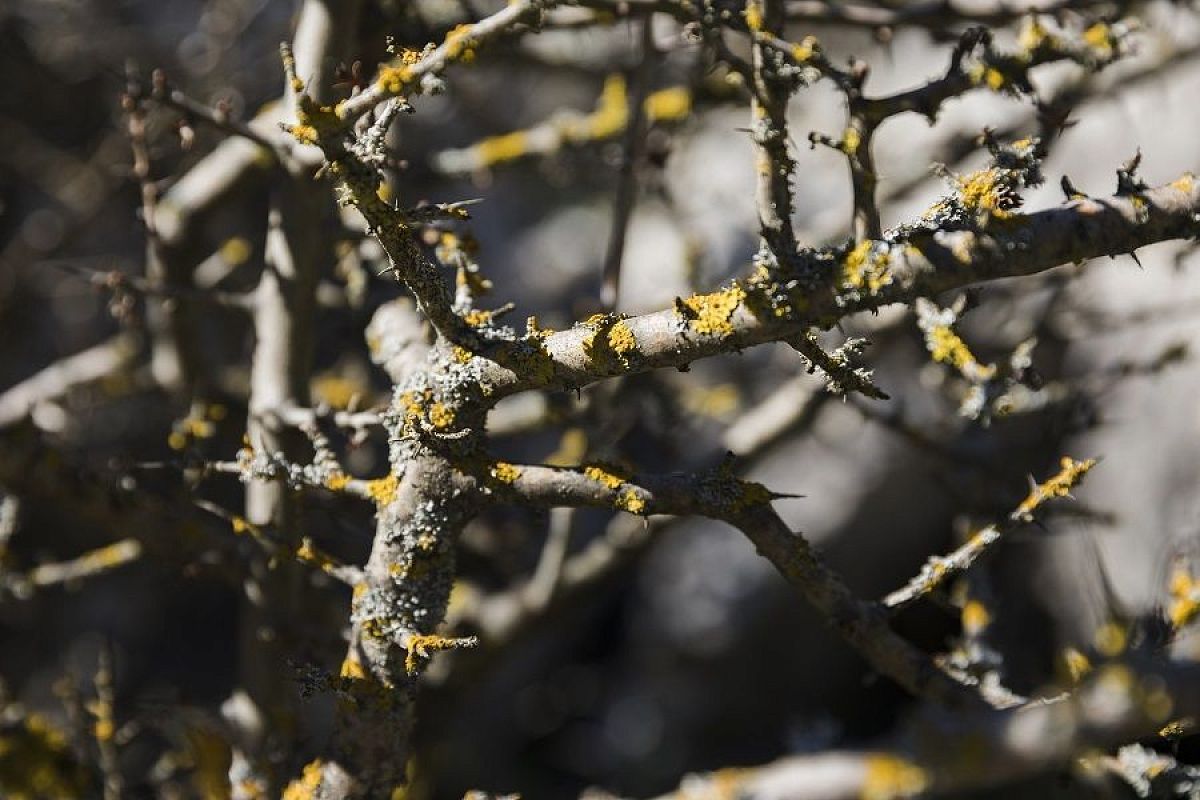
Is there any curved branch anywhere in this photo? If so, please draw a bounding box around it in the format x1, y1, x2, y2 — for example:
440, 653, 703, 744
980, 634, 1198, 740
477, 177, 1200, 399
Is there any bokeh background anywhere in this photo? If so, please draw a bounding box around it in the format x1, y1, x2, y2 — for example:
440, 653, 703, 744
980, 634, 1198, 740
4, 0, 1200, 796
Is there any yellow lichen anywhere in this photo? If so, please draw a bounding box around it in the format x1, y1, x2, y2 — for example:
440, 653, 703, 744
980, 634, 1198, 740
475, 130, 529, 167
842, 241, 892, 294
1059, 647, 1092, 685
1168, 563, 1200, 630
791, 35, 819, 63
1170, 173, 1196, 194
584, 464, 628, 490
295, 538, 338, 575
604, 319, 638, 365
1017, 17, 1054, 54
961, 599, 991, 636
282, 759, 324, 800
584, 75, 628, 139
617, 489, 646, 514
377, 63, 414, 94
452, 346, 474, 364
1015, 456, 1096, 518
861, 754, 929, 800
491, 462, 522, 484
957, 168, 1016, 219
403, 633, 466, 675
525, 315, 552, 340
220, 236, 252, 266
463, 308, 493, 326
428, 403, 455, 430
366, 474, 400, 506
230, 516, 251, 535
743, 0, 763, 32
969, 65, 1009, 92
680, 284, 747, 336
326, 473, 351, 491
444, 23, 478, 63
841, 127, 861, 156
925, 325, 996, 381
644, 87, 691, 121
1160, 719, 1195, 739
340, 656, 367, 680
1082, 22, 1114, 57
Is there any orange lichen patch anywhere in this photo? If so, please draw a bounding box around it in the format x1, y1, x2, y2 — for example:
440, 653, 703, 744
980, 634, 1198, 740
679, 284, 747, 336
1015, 456, 1096, 518
295, 538, 340, 575
428, 403, 455, 430
282, 759, 324, 800
791, 35, 819, 62
366, 474, 400, 506
584, 75, 629, 139
841, 126, 861, 156
956, 168, 1017, 219
584, 464, 629, 490
961, 599, 991, 637
1082, 22, 1115, 58
1168, 563, 1200, 630
340, 656, 367, 680
616, 489, 646, 514
644, 87, 691, 121
283, 92, 346, 148
397, 391, 425, 425
1017, 16, 1058, 54
842, 241, 892, 294
444, 23, 478, 63
475, 130, 529, 166
925, 325, 996, 381
403, 633, 474, 675
1059, 647, 1092, 685
463, 309, 493, 326
607, 320, 638, 360
1160, 719, 1195, 739
490, 462, 522, 484
743, 0, 763, 31
525, 315, 552, 340
969, 64, 1009, 92
93, 717, 114, 743
1171, 173, 1196, 194
376, 49, 422, 94
861, 754, 929, 800
220, 236, 252, 266
168, 405, 222, 450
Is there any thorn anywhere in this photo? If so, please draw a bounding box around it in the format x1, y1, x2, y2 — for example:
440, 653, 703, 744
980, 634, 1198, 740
1060, 175, 1086, 201
1129, 251, 1143, 269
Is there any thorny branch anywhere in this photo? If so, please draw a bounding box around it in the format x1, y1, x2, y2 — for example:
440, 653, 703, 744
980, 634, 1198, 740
11, 0, 1200, 797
